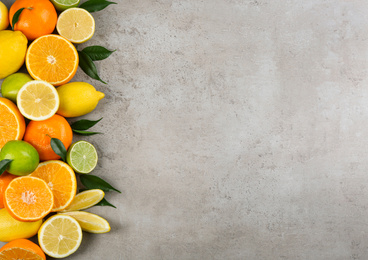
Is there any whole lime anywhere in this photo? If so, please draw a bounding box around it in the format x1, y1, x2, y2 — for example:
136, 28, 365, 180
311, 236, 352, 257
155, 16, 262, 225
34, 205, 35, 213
0, 140, 39, 176
1, 73, 33, 103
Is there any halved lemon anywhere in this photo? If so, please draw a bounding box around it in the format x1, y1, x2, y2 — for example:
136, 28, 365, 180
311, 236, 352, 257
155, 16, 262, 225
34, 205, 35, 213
62, 211, 111, 233
38, 214, 82, 258
16, 80, 59, 121
56, 8, 95, 44
62, 189, 104, 212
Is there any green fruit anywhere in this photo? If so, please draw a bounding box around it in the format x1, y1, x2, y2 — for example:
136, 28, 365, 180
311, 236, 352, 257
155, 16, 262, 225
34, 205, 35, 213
67, 141, 98, 174
50, 0, 79, 11
56, 82, 105, 118
0, 140, 39, 176
1, 73, 33, 103
0, 30, 28, 79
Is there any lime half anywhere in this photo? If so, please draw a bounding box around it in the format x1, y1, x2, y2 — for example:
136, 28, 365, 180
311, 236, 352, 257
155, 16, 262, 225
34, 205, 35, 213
50, 0, 80, 11
67, 141, 98, 174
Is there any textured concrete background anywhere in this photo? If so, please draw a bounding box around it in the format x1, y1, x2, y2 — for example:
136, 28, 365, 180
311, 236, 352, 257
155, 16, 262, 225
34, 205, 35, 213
2, 0, 368, 259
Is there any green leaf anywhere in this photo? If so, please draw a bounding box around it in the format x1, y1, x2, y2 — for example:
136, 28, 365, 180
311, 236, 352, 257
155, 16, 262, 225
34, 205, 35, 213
12, 8, 25, 30
71, 118, 103, 130
72, 130, 103, 136
50, 138, 67, 162
80, 174, 121, 193
78, 51, 107, 84
79, 0, 117, 13
95, 198, 116, 208
0, 159, 13, 176
82, 46, 115, 61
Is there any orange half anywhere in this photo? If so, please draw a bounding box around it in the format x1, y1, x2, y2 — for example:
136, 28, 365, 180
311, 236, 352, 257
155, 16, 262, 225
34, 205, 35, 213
25, 34, 78, 86
30, 160, 77, 212
0, 97, 26, 149
4, 176, 54, 222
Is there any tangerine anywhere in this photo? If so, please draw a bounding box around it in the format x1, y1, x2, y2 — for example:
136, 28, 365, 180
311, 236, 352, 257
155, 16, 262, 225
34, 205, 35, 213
23, 114, 73, 161
9, 0, 57, 40
0, 172, 18, 208
0, 238, 46, 260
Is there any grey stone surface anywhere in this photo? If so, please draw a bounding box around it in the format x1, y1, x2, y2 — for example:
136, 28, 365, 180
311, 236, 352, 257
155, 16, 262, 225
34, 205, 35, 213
2, 0, 368, 259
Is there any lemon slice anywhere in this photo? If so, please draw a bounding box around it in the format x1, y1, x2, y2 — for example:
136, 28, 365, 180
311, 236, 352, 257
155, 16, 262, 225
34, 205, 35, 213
62, 189, 104, 212
56, 8, 95, 44
38, 214, 82, 258
62, 211, 111, 233
16, 80, 59, 121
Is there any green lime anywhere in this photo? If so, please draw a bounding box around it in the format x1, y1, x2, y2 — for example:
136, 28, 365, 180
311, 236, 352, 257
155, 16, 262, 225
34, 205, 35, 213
67, 141, 98, 174
1, 73, 33, 103
0, 140, 39, 176
50, 0, 80, 11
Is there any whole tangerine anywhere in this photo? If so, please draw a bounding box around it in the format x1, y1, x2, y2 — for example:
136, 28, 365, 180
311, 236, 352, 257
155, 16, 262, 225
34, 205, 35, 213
23, 114, 73, 161
9, 0, 57, 40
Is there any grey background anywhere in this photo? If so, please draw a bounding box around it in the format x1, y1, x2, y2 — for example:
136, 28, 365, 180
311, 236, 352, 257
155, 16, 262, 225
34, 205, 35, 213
2, 0, 368, 259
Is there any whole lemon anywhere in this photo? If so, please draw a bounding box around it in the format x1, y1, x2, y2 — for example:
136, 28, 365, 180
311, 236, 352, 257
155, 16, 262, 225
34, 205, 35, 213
56, 82, 105, 117
0, 208, 42, 242
0, 1, 9, 31
0, 30, 27, 79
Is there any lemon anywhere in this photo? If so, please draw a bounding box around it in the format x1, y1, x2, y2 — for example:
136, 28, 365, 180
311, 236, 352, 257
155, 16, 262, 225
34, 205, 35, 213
0, 30, 27, 79
0, 1, 9, 31
38, 214, 82, 258
56, 8, 95, 44
62, 189, 105, 212
17, 80, 60, 121
62, 211, 111, 233
0, 208, 43, 242
56, 82, 104, 117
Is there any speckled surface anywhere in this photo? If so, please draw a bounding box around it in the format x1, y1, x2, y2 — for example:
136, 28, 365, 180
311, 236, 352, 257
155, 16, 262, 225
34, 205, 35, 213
2, 0, 368, 259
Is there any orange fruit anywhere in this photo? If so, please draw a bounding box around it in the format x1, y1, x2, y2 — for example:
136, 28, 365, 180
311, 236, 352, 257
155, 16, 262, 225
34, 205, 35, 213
25, 34, 78, 86
0, 238, 46, 260
9, 0, 57, 40
30, 160, 77, 212
4, 176, 54, 222
23, 114, 73, 161
0, 97, 25, 149
0, 172, 18, 209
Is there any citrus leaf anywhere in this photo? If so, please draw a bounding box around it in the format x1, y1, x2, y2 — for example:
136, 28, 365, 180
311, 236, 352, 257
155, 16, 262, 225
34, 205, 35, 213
50, 138, 67, 162
0, 159, 13, 176
72, 130, 103, 136
79, 0, 117, 13
12, 8, 25, 30
82, 46, 115, 61
80, 174, 121, 193
71, 118, 103, 130
78, 51, 107, 84
95, 198, 116, 208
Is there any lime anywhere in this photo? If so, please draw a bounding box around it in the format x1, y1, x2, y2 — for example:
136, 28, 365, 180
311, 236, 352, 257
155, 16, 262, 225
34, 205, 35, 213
50, 0, 80, 12
67, 141, 98, 174
1, 73, 33, 103
0, 140, 39, 176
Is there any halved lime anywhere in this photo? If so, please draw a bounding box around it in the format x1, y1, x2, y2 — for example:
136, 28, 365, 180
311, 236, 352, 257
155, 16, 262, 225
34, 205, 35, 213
50, 0, 80, 12
67, 141, 98, 174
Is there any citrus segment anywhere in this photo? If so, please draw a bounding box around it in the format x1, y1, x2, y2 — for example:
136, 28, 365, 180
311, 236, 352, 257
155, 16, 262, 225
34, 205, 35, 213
38, 214, 82, 258
0, 239, 46, 260
30, 160, 77, 212
67, 141, 98, 174
4, 176, 54, 222
62, 189, 104, 212
56, 7, 95, 44
62, 211, 111, 233
26, 34, 78, 86
0, 97, 25, 149
16, 80, 60, 121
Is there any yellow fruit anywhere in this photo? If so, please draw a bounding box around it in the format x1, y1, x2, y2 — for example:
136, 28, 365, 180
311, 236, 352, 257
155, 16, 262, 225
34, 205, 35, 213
0, 208, 42, 242
56, 82, 105, 117
0, 30, 27, 79
62, 211, 111, 233
62, 189, 104, 212
0, 1, 9, 31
